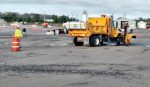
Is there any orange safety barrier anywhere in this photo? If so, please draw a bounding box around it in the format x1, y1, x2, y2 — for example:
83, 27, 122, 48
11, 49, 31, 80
11, 38, 21, 51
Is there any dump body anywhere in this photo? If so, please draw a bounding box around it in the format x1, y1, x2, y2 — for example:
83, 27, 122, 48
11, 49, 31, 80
68, 17, 118, 37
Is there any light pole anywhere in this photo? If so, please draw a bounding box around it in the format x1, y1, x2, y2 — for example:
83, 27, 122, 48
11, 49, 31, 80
44, 11, 46, 23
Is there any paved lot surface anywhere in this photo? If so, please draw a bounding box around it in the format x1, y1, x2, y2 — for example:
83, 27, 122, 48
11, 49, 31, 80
0, 27, 150, 87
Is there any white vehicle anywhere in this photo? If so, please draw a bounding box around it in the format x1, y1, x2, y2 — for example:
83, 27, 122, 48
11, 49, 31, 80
63, 21, 86, 30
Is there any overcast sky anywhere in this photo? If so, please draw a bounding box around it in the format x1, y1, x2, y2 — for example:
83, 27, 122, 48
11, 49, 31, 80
0, 0, 150, 19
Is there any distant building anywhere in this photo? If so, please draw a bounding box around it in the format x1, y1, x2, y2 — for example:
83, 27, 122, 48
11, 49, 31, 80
116, 17, 136, 29
0, 19, 7, 26
10, 22, 22, 27
45, 19, 54, 23
137, 21, 146, 29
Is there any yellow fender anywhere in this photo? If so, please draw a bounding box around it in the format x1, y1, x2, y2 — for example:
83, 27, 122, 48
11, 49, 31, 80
111, 28, 120, 37
125, 34, 136, 45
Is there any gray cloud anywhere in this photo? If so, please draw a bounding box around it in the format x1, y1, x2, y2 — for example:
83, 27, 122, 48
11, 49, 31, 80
0, 0, 150, 18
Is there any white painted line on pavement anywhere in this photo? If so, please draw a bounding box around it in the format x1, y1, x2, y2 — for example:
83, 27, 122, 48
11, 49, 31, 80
49, 43, 68, 46
146, 46, 150, 48
0, 36, 12, 38
4, 43, 9, 45
49, 44, 55, 46
61, 44, 68, 46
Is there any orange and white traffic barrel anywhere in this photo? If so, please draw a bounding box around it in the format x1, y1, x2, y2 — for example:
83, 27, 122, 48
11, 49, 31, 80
11, 38, 21, 51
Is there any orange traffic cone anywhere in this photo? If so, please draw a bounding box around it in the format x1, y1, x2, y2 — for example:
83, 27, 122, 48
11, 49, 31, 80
11, 38, 21, 51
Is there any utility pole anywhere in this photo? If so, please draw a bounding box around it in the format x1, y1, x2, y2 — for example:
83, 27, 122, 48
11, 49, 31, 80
124, 12, 126, 18
71, 13, 73, 21
76, 14, 79, 21
44, 11, 46, 23
123, 9, 126, 18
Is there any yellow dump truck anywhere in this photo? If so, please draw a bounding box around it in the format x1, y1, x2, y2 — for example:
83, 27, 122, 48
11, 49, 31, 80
68, 15, 136, 47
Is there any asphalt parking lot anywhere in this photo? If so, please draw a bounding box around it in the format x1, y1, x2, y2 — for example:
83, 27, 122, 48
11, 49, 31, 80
0, 27, 150, 87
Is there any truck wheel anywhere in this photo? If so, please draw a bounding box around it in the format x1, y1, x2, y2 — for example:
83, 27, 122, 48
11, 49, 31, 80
99, 35, 104, 46
116, 37, 121, 46
73, 37, 84, 46
90, 36, 101, 47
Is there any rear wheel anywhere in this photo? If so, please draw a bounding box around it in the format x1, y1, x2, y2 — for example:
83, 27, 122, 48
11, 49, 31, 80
73, 37, 84, 46
100, 35, 104, 46
89, 35, 103, 47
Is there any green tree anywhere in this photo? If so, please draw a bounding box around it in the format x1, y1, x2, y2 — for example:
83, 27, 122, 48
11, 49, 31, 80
51, 15, 58, 23
0, 12, 78, 23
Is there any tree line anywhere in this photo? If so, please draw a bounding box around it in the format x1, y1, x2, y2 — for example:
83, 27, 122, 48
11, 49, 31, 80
0, 12, 78, 24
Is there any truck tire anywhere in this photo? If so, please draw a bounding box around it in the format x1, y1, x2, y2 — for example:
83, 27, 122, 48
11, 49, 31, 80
73, 37, 84, 46
116, 37, 121, 46
100, 35, 104, 46
89, 35, 103, 47
90, 36, 101, 47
